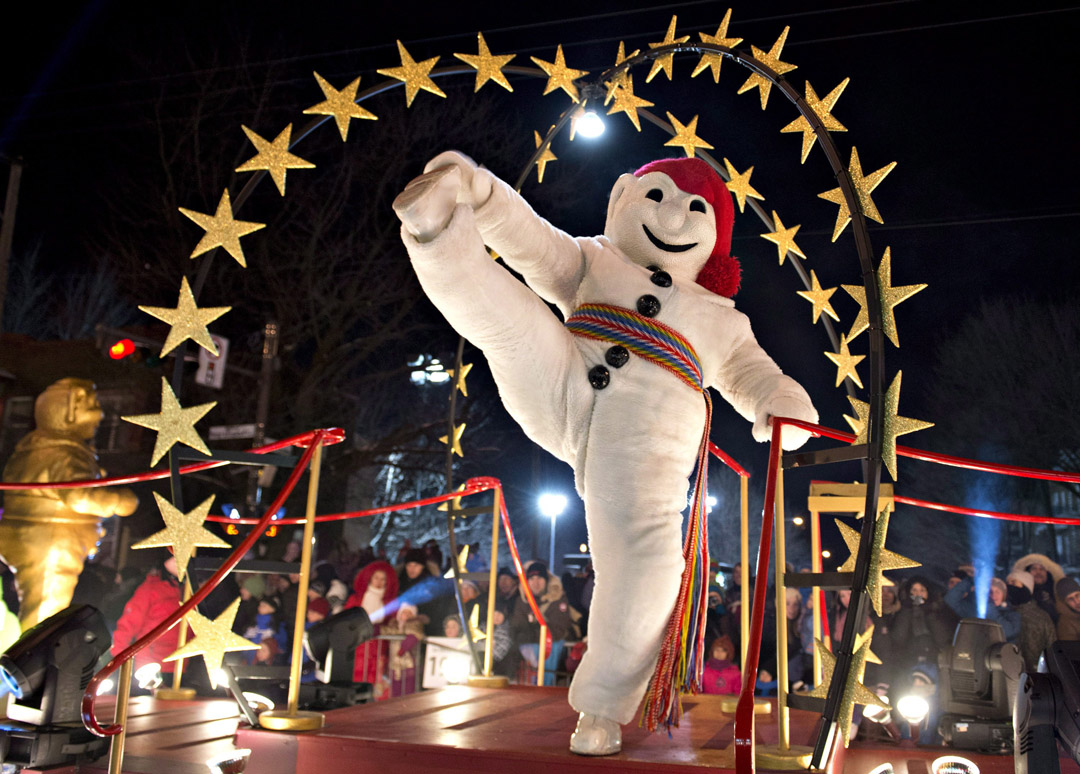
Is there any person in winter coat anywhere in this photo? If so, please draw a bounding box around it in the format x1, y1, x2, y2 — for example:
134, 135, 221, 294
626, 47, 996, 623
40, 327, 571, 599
1056, 577, 1080, 641
1012, 553, 1065, 623
344, 560, 401, 691
509, 560, 577, 647
112, 553, 185, 675
889, 576, 957, 684
702, 633, 741, 695
944, 575, 1020, 641
1006, 570, 1056, 671
244, 594, 289, 664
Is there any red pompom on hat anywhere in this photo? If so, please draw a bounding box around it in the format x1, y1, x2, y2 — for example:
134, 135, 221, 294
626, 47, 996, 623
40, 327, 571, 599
633, 157, 740, 298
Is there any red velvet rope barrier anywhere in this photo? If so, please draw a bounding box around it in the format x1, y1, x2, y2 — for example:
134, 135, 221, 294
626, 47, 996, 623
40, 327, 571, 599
0, 428, 346, 490
82, 430, 331, 736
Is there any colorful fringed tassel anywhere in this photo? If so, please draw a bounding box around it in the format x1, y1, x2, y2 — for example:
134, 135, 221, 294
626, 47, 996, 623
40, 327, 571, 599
641, 392, 713, 733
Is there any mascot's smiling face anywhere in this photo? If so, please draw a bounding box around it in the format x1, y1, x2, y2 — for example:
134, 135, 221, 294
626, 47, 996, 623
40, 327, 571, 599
604, 171, 717, 283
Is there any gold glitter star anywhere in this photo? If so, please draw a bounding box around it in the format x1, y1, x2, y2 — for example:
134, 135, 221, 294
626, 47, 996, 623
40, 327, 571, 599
825, 334, 865, 389
439, 422, 466, 458
737, 26, 797, 109
836, 515, 920, 617
123, 378, 216, 467
797, 270, 840, 325
692, 9, 742, 83
468, 603, 486, 641
646, 15, 690, 83
722, 158, 764, 212
235, 124, 314, 197
139, 276, 230, 357
530, 45, 588, 102
446, 361, 473, 397
164, 598, 259, 687
761, 211, 806, 265
377, 40, 446, 108
303, 72, 377, 142
664, 113, 713, 159
841, 247, 926, 346
808, 638, 835, 699
532, 131, 557, 183
133, 493, 229, 581
781, 79, 849, 164
443, 544, 470, 577
179, 190, 265, 269
606, 74, 653, 132
845, 372, 934, 480
604, 42, 640, 104
819, 147, 897, 241
437, 483, 468, 513
454, 32, 516, 93
567, 105, 588, 142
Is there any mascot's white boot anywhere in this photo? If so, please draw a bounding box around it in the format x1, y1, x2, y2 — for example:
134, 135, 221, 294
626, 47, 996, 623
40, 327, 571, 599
569, 712, 622, 756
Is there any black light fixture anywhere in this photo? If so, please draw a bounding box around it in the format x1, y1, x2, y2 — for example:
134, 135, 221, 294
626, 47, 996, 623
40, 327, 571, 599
937, 618, 1023, 753
1013, 640, 1080, 774
0, 605, 112, 769
301, 607, 375, 710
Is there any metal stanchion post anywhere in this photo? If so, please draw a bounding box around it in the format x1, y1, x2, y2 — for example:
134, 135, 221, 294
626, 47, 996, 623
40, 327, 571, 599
260, 441, 326, 731
156, 576, 196, 700
107, 659, 133, 774
537, 623, 548, 686
811, 509, 823, 684
469, 488, 509, 688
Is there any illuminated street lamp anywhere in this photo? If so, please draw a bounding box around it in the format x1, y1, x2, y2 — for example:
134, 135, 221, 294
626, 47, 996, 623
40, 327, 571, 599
538, 493, 567, 571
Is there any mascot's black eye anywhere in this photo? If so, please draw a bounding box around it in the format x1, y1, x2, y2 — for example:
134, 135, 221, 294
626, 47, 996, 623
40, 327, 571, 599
645, 188, 664, 202
689, 199, 707, 213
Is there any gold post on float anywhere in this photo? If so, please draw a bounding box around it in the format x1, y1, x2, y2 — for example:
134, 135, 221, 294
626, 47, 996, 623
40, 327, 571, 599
811, 509, 823, 684
155, 577, 196, 700
260, 440, 326, 731
537, 623, 548, 686
740, 475, 749, 666
469, 488, 509, 687
107, 658, 134, 774
774, 465, 790, 751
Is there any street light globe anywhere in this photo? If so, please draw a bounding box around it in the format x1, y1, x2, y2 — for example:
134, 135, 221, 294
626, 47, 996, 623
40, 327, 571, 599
576, 110, 605, 138
538, 493, 568, 518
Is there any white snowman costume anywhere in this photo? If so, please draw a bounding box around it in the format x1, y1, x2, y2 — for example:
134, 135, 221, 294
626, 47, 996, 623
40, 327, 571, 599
394, 153, 817, 754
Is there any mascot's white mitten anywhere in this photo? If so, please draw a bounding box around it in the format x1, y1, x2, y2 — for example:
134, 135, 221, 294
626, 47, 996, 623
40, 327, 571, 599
752, 394, 819, 451
394, 153, 817, 754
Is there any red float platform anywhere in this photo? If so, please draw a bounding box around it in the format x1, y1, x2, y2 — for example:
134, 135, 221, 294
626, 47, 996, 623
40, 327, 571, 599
24, 687, 1080, 772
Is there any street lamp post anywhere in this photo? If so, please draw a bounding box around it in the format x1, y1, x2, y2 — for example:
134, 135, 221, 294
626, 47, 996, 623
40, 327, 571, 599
538, 493, 567, 571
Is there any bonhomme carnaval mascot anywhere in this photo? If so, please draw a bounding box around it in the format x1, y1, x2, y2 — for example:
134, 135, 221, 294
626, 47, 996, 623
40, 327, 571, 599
393, 152, 817, 755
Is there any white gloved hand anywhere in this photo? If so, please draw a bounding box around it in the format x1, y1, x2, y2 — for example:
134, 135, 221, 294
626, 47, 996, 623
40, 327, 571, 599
423, 150, 492, 208
752, 395, 818, 451
392, 165, 463, 243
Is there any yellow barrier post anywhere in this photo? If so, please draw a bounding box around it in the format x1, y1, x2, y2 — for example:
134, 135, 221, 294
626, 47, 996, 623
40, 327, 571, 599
537, 623, 548, 686
260, 441, 326, 731
811, 509, 823, 684
739, 475, 749, 666
155, 577, 196, 700
107, 658, 133, 774
469, 488, 509, 688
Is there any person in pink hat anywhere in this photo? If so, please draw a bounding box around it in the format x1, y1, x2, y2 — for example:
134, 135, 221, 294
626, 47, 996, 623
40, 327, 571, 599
393, 151, 817, 755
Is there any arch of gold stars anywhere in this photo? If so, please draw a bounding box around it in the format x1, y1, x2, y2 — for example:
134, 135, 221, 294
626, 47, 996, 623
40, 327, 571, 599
114, 8, 935, 766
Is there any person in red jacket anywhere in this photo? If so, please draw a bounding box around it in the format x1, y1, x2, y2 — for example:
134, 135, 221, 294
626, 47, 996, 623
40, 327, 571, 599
111, 551, 185, 678
344, 560, 402, 696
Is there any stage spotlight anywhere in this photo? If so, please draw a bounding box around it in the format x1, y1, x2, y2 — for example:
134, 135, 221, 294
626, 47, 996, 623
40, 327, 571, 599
897, 694, 929, 725
930, 755, 980, 774
95, 678, 115, 696
867, 764, 895, 774
938, 619, 1022, 753
0, 605, 111, 769
863, 696, 891, 724
1013, 640, 1080, 774
135, 663, 163, 691
301, 607, 375, 710
241, 692, 275, 713
205, 747, 251, 773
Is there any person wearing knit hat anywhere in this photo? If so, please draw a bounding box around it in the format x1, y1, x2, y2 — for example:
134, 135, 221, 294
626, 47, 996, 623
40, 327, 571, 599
1006, 570, 1056, 671
944, 573, 1020, 643
307, 596, 331, 623
394, 150, 818, 755
1055, 577, 1080, 641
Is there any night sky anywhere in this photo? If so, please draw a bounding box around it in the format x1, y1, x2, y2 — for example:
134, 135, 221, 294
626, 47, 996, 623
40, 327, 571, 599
2, 0, 1078, 569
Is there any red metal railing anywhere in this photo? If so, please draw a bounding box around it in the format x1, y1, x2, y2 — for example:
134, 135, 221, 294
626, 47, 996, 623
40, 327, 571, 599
732, 416, 1080, 773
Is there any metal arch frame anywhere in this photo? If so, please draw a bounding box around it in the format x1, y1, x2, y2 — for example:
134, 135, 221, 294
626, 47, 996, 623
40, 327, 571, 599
169, 36, 890, 768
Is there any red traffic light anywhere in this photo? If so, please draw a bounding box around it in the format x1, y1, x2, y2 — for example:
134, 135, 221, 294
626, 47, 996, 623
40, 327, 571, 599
108, 338, 136, 360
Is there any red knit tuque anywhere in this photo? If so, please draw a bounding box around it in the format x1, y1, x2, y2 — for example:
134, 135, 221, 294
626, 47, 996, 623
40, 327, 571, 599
633, 157, 740, 298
